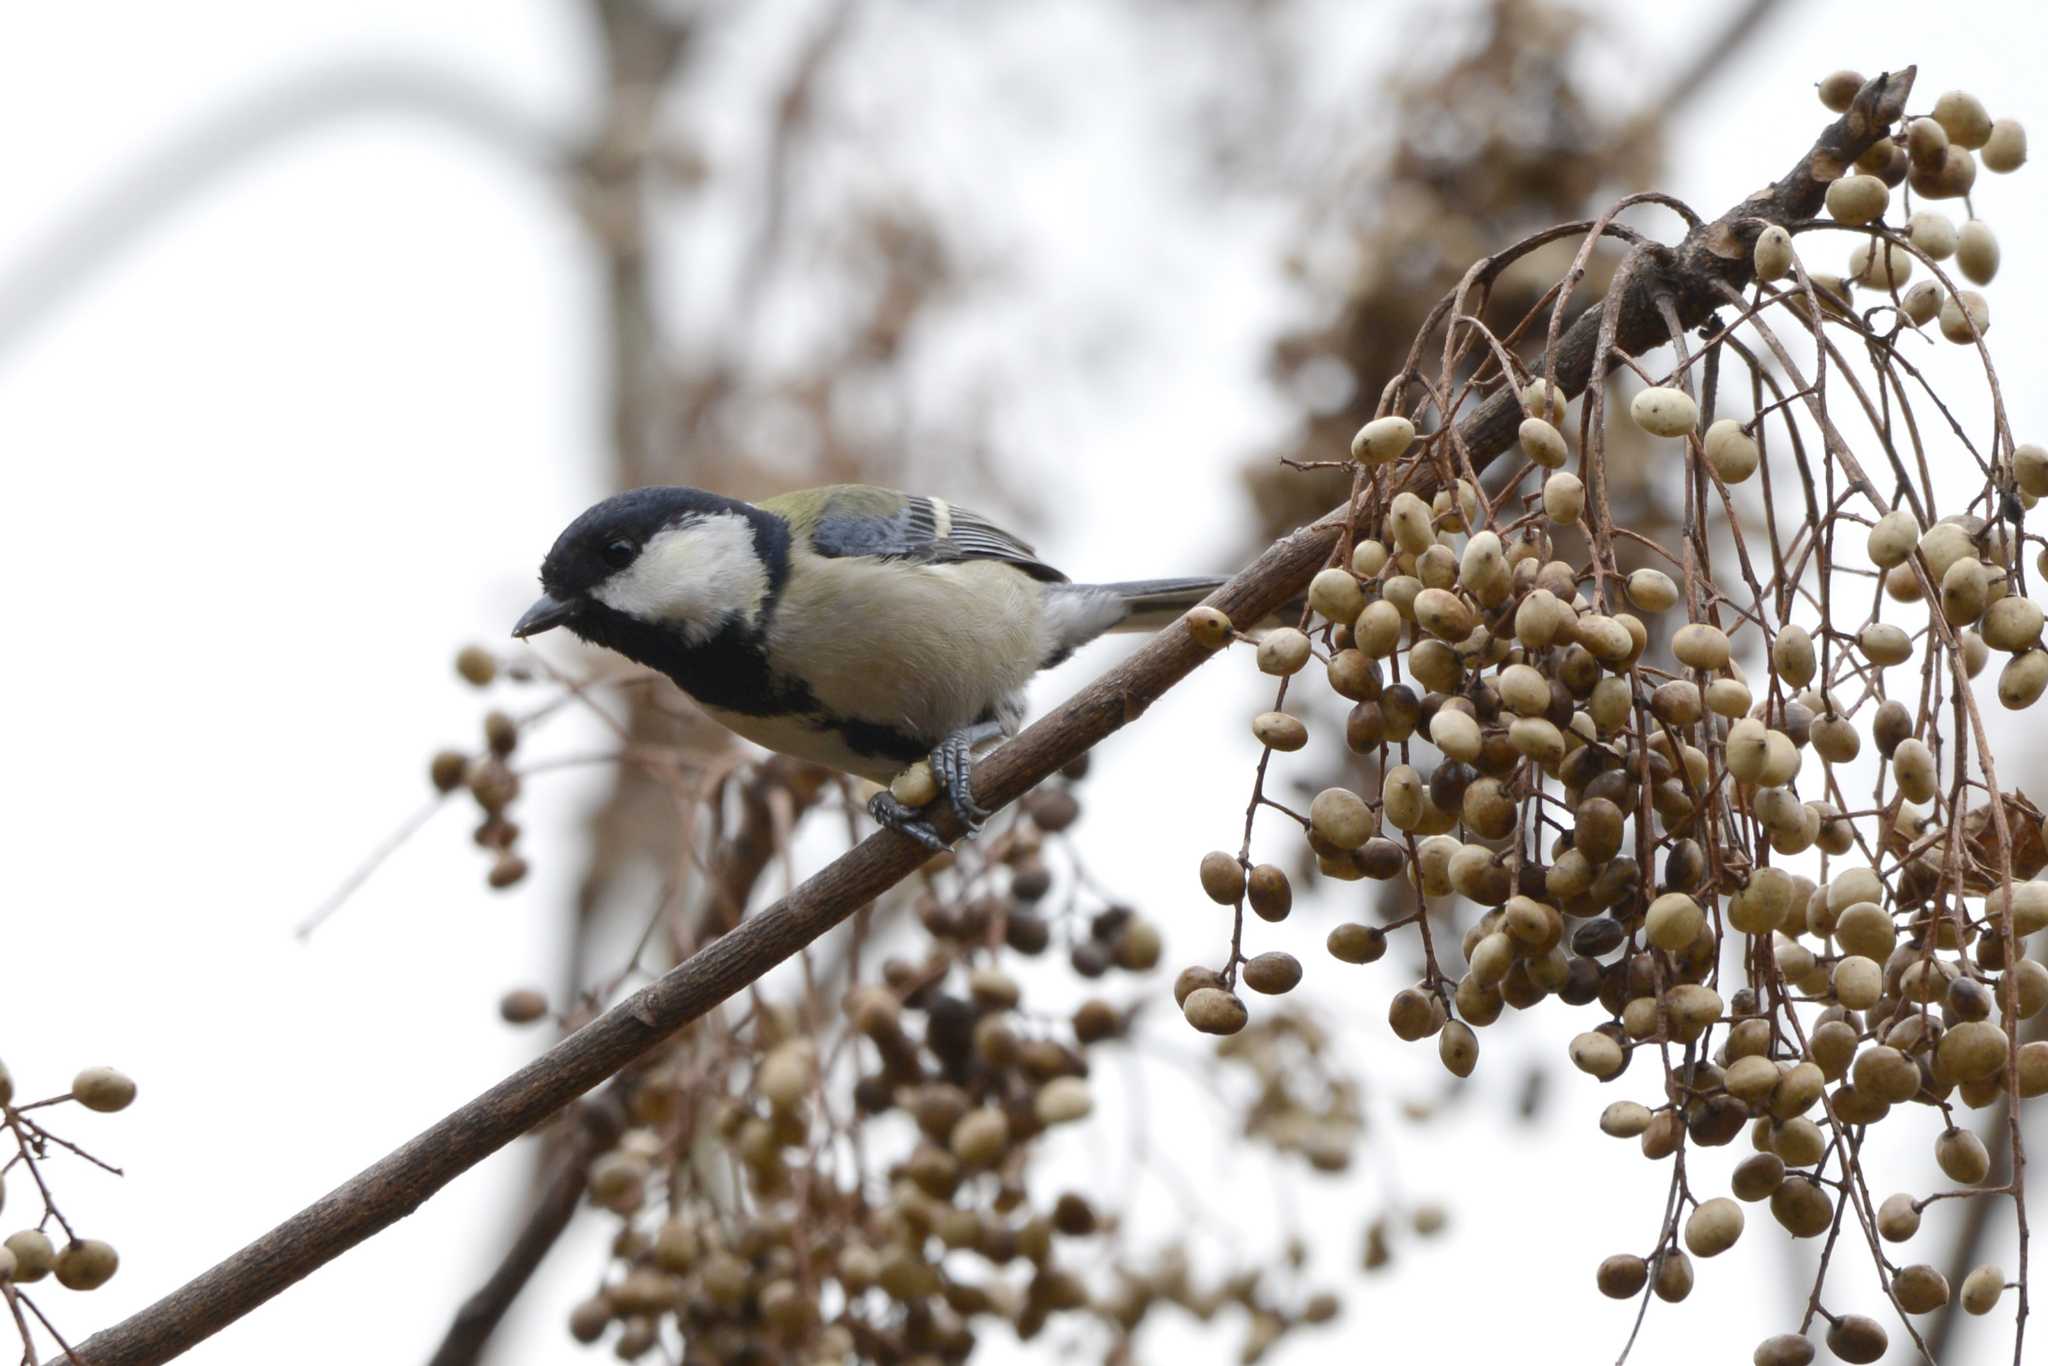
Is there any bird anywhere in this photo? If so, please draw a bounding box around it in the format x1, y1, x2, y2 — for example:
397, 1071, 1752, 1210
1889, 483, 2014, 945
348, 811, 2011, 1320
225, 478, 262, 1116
513, 484, 1226, 850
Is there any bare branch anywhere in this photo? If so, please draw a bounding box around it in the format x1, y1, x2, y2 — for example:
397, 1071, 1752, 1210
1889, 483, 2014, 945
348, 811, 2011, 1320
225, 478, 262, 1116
57, 71, 1919, 1366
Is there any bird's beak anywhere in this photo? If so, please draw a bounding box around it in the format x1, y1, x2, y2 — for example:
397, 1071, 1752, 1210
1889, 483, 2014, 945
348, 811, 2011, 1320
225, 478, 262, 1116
513, 592, 579, 639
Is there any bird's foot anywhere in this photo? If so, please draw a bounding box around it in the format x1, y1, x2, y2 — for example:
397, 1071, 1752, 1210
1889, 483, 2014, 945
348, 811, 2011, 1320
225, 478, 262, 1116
929, 728, 995, 830
867, 790, 953, 853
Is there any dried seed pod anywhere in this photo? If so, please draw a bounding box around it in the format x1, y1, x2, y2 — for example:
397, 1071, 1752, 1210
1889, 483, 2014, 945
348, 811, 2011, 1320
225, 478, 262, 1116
1911, 144, 1978, 199
1877, 1192, 1921, 1242
1631, 386, 1698, 438
1596, 1253, 1647, 1299
1522, 378, 1568, 423
1817, 70, 1863, 112
1520, 416, 1568, 469
1388, 986, 1446, 1041
1983, 594, 2044, 650
1251, 711, 1308, 752
1438, 1020, 1478, 1077
71, 1066, 137, 1113
1246, 864, 1292, 923
54, 1239, 119, 1291
1849, 239, 1913, 289
1824, 174, 1889, 226
1961, 1264, 2007, 1314
1684, 1198, 1744, 1257
1894, 1264, 1951, 1315
1824, 1316, 1888, 1365
1701, 418, 1759, 484
1907, 116, 1951, 168
1934, 90, 1994, 148
1310, 787, 1374, 850
1256, 628, 1311, 675
1893, 738, 1938, 803
1769, 1176, 1833, 1237
1653, 1249, 1694, 1302
1998, 650, 2048, 709
4, 1231, 54, 1284
1857, 622, 1912, 667
1242, 952, 1302, 995
1731, 1153, 1787, 1203
1351, 415, 1416, 465
1355, 599, 1403, 657
1184, 605, 1233, 649
1388, 491, 1435, 553
1900, 279, 1941, 325
1935, 1127, 1992, 1184
1672, 623, 1731, 671
1940, 289, 1991, 343
1956, 219, 2000, 285
1753, 224, 1794, 281
1983, 117, 2027, 172
1412, 588, 1474, 642
1569, 1030, 1626, 1080
1624, 568, 1678, 614
1183, 987, 1248, 1036
1542, 471, 1585, 524
1199, 851, 1245, 904
1754, 1334, 1816, 1366
1173, 965, 1227, 1006
1327, 922, 1386, 964
1908, 210, 1958, 258
1308, 568, 1365, 625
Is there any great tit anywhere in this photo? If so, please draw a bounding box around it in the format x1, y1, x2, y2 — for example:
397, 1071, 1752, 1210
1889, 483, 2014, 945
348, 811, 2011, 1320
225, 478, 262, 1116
513, 484, 1224, 849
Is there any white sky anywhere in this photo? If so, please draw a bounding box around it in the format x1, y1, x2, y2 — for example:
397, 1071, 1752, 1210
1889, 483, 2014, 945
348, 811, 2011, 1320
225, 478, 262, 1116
4, 3, 2048, 1364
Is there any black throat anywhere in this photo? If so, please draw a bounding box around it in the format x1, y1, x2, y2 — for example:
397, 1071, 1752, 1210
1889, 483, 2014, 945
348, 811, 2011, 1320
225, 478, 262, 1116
564, 503, 809, 718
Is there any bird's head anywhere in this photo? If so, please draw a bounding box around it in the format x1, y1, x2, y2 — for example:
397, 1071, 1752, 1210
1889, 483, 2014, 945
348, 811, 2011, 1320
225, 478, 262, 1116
513, 486, 784, 649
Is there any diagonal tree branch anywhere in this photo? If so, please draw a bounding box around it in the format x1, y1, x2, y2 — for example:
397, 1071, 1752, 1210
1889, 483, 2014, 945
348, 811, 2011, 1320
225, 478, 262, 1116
423, 1085, 626, 1366
58, 66, 1914, 1366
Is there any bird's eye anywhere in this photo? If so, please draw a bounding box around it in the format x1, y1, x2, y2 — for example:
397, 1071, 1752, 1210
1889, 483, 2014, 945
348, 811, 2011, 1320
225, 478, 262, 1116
601, 539, 637, 570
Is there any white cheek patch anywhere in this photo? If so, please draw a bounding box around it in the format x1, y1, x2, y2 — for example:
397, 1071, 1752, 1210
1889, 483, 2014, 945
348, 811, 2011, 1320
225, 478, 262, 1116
593, 512, 770, 644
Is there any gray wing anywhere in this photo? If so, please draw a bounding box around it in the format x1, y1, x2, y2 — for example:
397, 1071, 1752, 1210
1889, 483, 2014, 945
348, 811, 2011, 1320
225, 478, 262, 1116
806, 488, 1068, 584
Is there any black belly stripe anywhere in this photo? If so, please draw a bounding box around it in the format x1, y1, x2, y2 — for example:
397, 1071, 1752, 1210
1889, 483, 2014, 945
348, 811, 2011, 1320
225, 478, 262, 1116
839, 718, 931, 764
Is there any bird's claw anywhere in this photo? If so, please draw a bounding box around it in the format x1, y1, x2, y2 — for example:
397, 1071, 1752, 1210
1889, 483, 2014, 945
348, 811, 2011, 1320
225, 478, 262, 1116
867, 791, 953, 853
929, 733, 991, 830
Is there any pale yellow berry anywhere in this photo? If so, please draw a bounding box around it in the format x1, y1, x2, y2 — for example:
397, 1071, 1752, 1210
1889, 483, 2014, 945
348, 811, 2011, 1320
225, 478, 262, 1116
1753, 224, 1794, 281
1818, 70, 1863, 112
1939, 290, 1990, 343
1522, 378, 1568, 424
1933, 90, 1993, 149
1702, 419, 1758, 483
1983, 118, 2027, 172
1672, 622, 1731, 671
2016, 445, 2048, 498
1256, 628, 1312, 676
1520, 416, 1568, 469
1626, 568, 1679, 613
1956, 220, 1999, 285
1185, 605, 1233, 650
1907, 210, 1957, 259
1684, 1198, 1745, 1257
1631, 386, 1698, 438
1307, 567, 1365, 624
1961, 1264, 2006, 1315
1900, 280, 1941, 325
1351, 415, 1416, 465
1542, 471, 1583, 524
1866, 508, 1919, 567
1310, 787, 1375, 850
1825, 174, 1889, 226
1849, 239, 1912, 289
70, 1066, 137, 1113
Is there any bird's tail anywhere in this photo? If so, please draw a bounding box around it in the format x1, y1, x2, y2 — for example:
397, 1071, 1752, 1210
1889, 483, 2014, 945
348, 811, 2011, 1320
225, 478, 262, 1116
1043, 577, 1305, 667
1089, 577, 1232, 633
